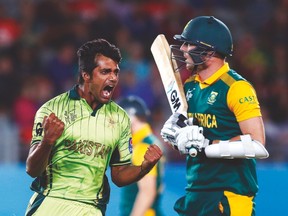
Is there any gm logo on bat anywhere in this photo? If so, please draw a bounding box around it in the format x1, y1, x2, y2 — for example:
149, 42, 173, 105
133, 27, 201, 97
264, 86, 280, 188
166, 80, 182, 112
170, 89, 181, 112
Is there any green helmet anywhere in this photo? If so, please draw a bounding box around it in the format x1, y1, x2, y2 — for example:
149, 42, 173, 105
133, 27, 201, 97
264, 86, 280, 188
174, 16, 233, 57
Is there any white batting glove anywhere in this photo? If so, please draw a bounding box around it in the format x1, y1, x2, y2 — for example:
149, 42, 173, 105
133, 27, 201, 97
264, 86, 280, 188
175, 125, 210, 153
160, 113, 187, 150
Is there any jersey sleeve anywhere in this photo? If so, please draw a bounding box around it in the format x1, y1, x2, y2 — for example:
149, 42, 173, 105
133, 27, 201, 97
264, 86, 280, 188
227, 80, 262, 122
30, 104, 53, 146
109, 114, 133, 166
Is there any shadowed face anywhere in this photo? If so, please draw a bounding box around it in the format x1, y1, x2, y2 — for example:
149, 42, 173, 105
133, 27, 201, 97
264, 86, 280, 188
180, 42, 196, 71
180, 42, 214, 72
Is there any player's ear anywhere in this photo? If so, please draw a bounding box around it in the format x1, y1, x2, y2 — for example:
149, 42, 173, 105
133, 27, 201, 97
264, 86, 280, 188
82, 71, 90, 81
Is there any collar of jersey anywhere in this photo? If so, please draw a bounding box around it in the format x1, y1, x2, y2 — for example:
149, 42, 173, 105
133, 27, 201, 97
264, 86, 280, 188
68, 85, 104, 116
195, 63, 230, 88
132, 123, 152, 146
68, 85, 81, 100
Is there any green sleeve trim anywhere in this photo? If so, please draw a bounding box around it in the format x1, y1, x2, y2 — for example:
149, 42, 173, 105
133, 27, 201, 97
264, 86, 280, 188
31, 140, 41, 146
110, 160, 131, 167
220, 72, 236, 87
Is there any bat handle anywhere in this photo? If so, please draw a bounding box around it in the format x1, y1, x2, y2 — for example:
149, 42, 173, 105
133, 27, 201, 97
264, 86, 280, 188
189, 147, 198, 157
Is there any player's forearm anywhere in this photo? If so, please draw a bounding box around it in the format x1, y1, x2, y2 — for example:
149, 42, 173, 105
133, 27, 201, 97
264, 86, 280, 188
111, 164, 151, 187
26, 141, 53, 178
112, 145, 162, 186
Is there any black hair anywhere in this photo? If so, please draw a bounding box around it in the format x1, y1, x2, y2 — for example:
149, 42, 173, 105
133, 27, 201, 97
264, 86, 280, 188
77, 39, 122, 84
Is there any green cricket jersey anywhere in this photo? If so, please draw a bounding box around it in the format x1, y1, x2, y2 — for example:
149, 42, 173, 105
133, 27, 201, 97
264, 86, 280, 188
29, 85, 133, 208
184, 63, 261, 196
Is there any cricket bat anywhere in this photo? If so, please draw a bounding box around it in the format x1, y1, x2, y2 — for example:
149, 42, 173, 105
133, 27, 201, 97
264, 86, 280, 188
151, 34, 197, 157
151, 34, 187, 115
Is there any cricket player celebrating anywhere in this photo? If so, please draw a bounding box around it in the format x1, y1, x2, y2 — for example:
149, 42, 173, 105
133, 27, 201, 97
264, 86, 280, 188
161, 16, 269, 216
25, 39, 162, 216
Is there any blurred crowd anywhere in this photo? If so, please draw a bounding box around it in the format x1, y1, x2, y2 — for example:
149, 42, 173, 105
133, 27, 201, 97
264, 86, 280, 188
0, 0, 287, 164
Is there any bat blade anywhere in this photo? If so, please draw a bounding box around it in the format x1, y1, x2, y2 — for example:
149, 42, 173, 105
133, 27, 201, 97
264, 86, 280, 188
151, 34, 187, 115
151, 35, 198, 157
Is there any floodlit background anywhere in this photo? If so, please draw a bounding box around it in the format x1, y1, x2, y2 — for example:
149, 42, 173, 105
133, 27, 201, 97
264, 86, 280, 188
0, 0, 287, 215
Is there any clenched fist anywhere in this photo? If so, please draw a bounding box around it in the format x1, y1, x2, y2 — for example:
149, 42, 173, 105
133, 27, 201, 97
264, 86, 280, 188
42, 113, 65, 146
141, 144, 163, 174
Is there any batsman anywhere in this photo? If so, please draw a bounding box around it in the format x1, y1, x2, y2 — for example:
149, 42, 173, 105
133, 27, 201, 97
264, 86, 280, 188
160, 16, 269, 216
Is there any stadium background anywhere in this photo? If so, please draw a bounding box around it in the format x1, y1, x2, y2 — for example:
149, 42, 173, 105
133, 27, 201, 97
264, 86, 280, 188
0, 0, 287, 215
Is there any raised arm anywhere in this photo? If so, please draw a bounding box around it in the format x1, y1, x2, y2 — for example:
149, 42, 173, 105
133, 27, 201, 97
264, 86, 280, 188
110, 144, 162, 187
26, 113, 64, 177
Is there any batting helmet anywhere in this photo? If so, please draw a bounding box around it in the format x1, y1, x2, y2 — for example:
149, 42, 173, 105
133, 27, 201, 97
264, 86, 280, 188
118, 95, 150, 118
174, 16, 233, 57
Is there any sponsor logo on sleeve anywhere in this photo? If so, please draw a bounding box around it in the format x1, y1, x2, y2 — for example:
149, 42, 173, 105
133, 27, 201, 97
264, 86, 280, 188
239, 96, 257, 104
35, 122, 43, 136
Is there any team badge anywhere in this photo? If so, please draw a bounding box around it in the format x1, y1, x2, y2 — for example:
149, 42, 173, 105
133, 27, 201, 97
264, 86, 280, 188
207, 91, 218, 105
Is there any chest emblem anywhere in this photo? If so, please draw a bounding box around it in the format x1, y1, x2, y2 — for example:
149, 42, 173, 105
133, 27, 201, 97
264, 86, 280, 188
186, 88, 195, 102
108, 117, 117, 128
64, 110, 77, 124
207, 91, 218, 105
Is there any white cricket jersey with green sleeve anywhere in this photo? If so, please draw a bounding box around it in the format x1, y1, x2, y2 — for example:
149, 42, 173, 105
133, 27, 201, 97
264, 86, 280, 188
30, 85, 133, 208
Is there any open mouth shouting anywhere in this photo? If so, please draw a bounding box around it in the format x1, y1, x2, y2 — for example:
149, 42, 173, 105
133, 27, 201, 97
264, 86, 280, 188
102, 84, 115, 100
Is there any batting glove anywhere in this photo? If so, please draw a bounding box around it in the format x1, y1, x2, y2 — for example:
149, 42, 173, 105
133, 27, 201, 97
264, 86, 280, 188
160, 113, 187, 150
175, 125, 210, 153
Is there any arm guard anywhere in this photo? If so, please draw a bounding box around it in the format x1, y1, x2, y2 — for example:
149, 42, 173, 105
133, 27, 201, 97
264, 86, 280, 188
204, 134, 269, 159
